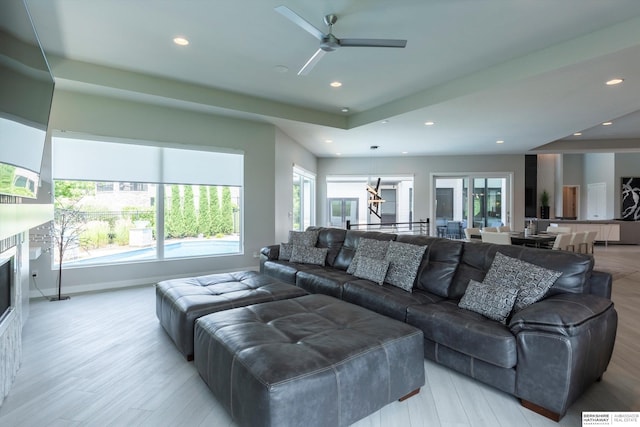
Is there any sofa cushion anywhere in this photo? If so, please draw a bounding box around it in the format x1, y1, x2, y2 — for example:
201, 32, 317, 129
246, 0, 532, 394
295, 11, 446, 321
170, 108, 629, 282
483, 252, 562, 311
452, 243, 593, 299
407, 300, 517, 369
306, 227, 347, 267
334, 230, 396, 271
290, 245, 328, 266
397, 235, 463, 298
343, 279, 443, 322
458, 279, 519, 324
347, 238, 391, 274
289, 229, 319, 247
295, 267, 355, 298
261, 260, 316, 285
353, 256, 389, 285
278, 242, 293, 261
384, 241, 427, 292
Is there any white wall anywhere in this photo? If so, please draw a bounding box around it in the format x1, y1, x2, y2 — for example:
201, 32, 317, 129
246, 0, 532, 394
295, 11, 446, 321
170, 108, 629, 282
583, 153, 616, 219
274, 129, 317, 243
30, 89, 280, 296
317, 154, 525, 233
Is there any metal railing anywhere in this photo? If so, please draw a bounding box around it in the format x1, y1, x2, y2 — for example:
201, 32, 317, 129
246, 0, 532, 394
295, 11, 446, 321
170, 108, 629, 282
345, 219, 429, 235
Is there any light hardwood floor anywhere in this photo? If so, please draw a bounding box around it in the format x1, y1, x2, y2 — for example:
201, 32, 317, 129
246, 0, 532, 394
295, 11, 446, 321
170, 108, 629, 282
0, 245, 638, 426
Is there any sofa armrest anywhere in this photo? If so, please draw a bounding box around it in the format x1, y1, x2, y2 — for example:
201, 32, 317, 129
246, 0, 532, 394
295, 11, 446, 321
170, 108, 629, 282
509, 293, 614, 336
260, 244, 280, 261
510, 292, 617, 417
588, 270, 612, 299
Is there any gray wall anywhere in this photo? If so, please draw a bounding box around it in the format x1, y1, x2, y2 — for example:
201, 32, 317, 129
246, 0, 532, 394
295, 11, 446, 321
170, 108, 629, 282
274, 129, 317, 243
317, 154, 525, 232
583, 153, 616, 219
31, 89, 283, 296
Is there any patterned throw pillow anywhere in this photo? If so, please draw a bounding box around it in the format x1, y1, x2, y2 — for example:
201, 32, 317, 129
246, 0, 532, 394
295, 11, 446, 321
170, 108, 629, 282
353, 256, 390, 286
483, 252, 562, 311
384, 241, 427, 292
347, 238, 391, 275
458, 279, 519, 324
290, 245, 328, 266
289, 230, 319, 247
278, 243, 293, 261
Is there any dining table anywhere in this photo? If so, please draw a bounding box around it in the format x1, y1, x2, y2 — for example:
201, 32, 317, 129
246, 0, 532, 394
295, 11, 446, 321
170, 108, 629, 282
508, 231, 557, 248
469, 231, 557, 248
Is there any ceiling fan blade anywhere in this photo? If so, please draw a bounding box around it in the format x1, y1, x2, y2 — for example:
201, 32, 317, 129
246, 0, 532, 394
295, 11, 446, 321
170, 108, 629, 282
275, 5, 324, 41
339, 38, 407, 48
298, 48, 326, 75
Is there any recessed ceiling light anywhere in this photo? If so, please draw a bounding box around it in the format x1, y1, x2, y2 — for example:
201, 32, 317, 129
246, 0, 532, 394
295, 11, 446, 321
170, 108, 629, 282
341, 107, 349, 113
496, 140, 504, 144
274, 65, 289, 73
324, 139, 333, 144
401, 151, 409, 154
381, 120, 389, 124
573, 132, 582, 136
336, 152, 342, 156
602, 121, 613, 126
424, 121, 435, 126
330, 81, 342, 88
606, 78, 624, 85
173, 36, 189, 46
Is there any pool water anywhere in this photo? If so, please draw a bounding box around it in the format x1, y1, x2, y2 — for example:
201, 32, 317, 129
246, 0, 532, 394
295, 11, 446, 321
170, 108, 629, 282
65, 240, 241, 266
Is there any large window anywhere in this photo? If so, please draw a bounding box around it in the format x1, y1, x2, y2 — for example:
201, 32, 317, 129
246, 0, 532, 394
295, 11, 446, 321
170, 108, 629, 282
52, 136, 243, 266
433, 173, 511, 237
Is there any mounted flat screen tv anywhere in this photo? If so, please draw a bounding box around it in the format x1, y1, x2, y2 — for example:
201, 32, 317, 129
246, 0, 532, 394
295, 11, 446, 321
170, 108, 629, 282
0, 0, 54, 198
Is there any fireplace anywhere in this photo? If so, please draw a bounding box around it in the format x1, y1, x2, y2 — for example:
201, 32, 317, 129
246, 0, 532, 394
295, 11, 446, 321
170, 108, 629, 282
0, 252, 12, 323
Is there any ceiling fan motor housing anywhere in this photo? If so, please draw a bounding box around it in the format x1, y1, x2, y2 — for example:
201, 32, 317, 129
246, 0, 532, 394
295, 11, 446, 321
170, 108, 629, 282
321, 34, 340, 51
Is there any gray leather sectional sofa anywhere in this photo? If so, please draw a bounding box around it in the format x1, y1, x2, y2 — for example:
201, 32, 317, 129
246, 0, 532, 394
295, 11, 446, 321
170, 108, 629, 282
260, 226, 618, 421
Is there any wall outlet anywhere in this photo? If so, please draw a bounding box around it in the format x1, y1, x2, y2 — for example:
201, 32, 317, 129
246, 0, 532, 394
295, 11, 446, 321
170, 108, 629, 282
31, 270, 38, 278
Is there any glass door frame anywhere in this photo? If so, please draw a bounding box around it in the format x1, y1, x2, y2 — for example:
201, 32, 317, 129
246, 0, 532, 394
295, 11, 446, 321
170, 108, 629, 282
430, 172, 513, 236
293, 166, 316, 231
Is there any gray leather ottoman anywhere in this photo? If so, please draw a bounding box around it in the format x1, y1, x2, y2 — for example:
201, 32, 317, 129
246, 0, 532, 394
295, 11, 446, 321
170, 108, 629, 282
194, 294, 425, 427
156, 270, 308, 360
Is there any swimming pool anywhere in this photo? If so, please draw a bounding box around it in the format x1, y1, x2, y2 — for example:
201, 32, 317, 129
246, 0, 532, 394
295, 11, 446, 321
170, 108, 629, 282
65, 239, 241, 266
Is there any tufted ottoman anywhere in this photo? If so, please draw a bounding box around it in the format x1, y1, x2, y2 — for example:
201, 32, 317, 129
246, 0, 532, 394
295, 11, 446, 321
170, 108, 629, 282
156, 270, 308, 360
194, 294, 425, 427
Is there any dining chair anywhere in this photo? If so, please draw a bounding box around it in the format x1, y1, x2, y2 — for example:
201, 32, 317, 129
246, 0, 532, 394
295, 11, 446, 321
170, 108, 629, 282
446, 221, 462, 239
567, 231, 588, 252
482, 226, 498, 233
481, 231, 512, 245
580, 230, 599, 253
464, 227, 481, 241
551, 232, 573, 251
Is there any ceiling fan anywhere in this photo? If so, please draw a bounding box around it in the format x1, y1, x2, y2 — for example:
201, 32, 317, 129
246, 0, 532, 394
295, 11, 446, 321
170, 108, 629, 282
275, 5, 407, 75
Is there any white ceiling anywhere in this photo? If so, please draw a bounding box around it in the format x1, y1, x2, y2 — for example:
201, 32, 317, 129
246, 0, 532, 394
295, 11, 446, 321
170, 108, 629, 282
23, 0, 640, 157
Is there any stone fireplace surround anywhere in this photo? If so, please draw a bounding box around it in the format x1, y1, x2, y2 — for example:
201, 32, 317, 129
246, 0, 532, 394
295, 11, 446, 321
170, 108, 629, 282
0, 195, 52, 406
0, 236, 26, 406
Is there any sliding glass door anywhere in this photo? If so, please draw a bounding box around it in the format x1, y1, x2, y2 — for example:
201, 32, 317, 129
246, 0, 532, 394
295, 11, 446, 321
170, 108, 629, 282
434, 174, 511, 236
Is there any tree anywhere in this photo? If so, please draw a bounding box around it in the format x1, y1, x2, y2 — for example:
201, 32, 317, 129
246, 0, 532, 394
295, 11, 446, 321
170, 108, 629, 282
183, 185, 197, 237
166, 185, 184, 238
51, 180, 94, 301
209, 186, 221, 235
197, 185, 210, 236
220, 187, 234, 234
